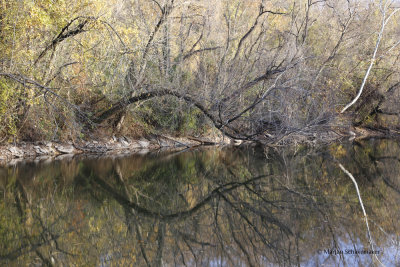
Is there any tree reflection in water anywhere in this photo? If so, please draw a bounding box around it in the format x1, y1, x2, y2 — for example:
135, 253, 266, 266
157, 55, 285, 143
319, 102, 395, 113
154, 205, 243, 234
0, 139, 399, 266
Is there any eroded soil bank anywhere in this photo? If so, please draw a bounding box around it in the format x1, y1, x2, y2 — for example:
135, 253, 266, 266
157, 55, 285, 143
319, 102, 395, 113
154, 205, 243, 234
0, 134, 231, 165
1, 126, 395, 165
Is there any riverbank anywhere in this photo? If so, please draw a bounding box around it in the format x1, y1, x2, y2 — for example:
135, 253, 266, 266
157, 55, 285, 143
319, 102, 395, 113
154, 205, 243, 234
0, 126, 396, 165
0, 133, 231, 165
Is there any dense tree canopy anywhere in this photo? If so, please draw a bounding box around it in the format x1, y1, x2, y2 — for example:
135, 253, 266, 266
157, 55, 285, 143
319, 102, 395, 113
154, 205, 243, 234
1, 0, 400, 143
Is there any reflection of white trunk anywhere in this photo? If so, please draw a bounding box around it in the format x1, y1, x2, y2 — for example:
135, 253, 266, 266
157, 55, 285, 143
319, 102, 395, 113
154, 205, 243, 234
339, 163, 384, 266
341, 1, 399, 114
338, 164, 371, 236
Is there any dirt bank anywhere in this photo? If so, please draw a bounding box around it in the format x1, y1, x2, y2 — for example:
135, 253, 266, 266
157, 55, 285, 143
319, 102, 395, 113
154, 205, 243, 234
0, 134, 233, 165
0, 126, 396, 165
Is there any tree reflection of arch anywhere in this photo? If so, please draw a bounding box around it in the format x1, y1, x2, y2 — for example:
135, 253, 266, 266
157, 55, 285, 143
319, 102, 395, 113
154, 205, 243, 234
2, 141, 400, 266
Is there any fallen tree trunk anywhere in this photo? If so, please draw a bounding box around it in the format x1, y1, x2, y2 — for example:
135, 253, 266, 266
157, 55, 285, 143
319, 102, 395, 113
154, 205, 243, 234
94, 89, 214, 124
93, 89, 250, 140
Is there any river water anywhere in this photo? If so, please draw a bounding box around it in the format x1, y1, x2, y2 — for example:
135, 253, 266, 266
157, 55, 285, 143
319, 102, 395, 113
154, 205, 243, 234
0, 139, 399, 266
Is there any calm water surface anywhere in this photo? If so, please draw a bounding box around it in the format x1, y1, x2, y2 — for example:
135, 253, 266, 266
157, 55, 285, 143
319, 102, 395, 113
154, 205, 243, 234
0, 139, 399, 266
